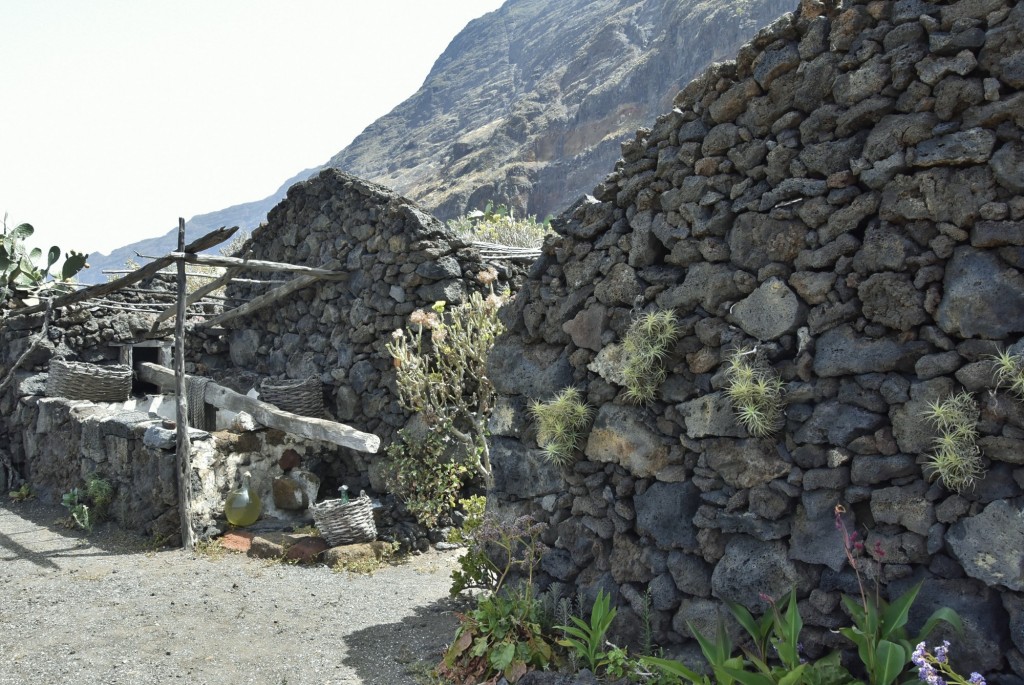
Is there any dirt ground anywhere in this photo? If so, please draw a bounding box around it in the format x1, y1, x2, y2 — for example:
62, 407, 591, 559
0, 498, 469, 685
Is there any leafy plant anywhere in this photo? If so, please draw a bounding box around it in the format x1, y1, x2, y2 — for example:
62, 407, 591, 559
557, 588, 618, 673
440, 590, 555, 684
441, 515, 552, 684
386, 280, 508, 483
61, 488, 92, 532
922, 392, 984, 493
834, 505, 962, 685
1, 217, 88, 308
8, 482, 33, 502
529, 387, 592, 467
622, 310, 680, 404
724, 347, 785, 438
60, 474, 115, 534
385, 421, 469, 528
990, 348, 1024, 401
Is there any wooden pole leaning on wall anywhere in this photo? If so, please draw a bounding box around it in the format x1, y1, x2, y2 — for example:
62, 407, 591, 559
173, 217, 195, 550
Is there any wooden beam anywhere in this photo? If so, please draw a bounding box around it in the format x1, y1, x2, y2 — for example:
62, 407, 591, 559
148, 266, 243, 334
173, 218, 195, 551
196, 274, 321, 329
168, 252, 349, 280
137, 362, 380, 453
13, 226, 238, 317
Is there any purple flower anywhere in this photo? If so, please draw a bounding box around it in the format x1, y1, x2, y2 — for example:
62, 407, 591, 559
968, 673, 986, 685
913, 642, 928, 668
934, 640, 950, 664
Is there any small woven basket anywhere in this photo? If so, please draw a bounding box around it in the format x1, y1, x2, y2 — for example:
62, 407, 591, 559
46, 359, 132, 402
312, 492, 377, 546
259, 376, 325, 417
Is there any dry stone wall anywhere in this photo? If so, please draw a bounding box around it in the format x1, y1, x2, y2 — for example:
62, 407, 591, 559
487, 0, 1024, 679
211, 169, 522, 493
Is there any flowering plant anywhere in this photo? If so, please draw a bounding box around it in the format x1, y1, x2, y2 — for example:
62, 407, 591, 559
912, 641, 986, 685
834, 506, 962, 685
385, 270, 508, 483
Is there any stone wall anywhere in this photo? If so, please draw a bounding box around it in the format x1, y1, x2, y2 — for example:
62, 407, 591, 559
487, 0, 1024, 679
208, 168, 523, 492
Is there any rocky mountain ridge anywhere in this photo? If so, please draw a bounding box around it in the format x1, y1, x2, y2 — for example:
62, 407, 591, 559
82, 0, 792, 282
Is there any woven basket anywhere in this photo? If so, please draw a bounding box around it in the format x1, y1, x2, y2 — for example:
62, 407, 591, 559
259, 376, 325, 417
312, 492, 377, 546
46, 359, 132, 402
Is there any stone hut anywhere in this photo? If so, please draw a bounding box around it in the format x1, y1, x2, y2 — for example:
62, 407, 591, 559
486, 0, 1024, 678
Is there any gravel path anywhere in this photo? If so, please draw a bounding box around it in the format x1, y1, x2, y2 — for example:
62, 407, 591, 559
0, 498, 466, 685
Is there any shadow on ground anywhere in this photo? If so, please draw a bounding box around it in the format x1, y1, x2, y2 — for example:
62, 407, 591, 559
342, 593, 474, 684
0, 497, 162, 568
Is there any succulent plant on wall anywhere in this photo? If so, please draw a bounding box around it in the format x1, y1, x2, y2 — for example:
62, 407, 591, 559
722, 347, 786, 438
621, 310, 680, 405
529, 387, 592, 467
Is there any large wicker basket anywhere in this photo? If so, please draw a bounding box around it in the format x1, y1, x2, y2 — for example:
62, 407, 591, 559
312, 492, 377, 546
259, 376, 325, 417
46, 359, 132, 402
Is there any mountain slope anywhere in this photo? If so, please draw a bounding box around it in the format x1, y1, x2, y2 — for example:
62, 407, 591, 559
82, 0, 791, 282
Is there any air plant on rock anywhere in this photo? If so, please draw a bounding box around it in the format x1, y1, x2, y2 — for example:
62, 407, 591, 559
530, 387, 592, 467
723, 346, 785, 438
922, 391, 984, 493
621, 309, 679, 404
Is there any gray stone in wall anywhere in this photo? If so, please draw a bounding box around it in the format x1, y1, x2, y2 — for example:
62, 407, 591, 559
991, 142, 1024, 194
678, 392, 745, 439
850, 454, 918, 485
635, 481, 700, 551
895, 576, 1010, 675
704, 438, 791, 489
728, 278, 805, 341
668, 550, 713, 598
793, 400, 886, 446
858, 272, 927, 332
488, 340, 573, 398
813, 324, 928, 376
789, 503, 847, 572
937, 247, 1024, 339
728, 214, 807, 272
655, 263, 744, 313
562, 305, 607, 352
870, 483, 935, 536
909, 128, 996, 168
490, 437, 564, 499
947, 499, 1024, 592
711, 536, 799, 614
890, 377, 957, 454
585, 405, 669, 478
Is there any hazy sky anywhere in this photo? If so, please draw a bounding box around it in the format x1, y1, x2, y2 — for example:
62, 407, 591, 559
0, 1, 505, 257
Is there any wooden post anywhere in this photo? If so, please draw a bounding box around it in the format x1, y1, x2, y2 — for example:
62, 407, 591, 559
174, 218, 195, 549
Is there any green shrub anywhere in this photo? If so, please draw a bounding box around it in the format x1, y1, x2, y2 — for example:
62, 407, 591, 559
622, 310, 679, 404
61, 474, 114, 533
723, 347, 785, 438
922, 392, 984, 493
447, 202, 551, 248
385, 423, 468, 528
529, 387, 592, 467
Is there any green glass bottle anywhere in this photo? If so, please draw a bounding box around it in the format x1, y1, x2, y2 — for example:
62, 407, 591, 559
224, 471, 261, 527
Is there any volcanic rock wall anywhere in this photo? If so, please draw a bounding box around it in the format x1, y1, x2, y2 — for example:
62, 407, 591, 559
487, 0, 1024, 678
